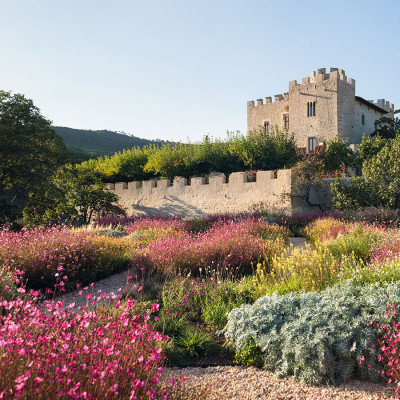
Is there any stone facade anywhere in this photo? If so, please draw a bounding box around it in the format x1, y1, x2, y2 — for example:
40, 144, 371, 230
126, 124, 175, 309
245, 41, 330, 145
247, 68, 395, 151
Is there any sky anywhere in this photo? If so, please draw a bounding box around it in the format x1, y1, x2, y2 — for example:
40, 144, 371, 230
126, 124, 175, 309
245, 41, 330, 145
0, 0, 399, 143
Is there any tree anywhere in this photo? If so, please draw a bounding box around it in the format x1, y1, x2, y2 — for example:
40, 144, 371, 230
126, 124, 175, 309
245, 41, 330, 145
228, 128, 300, 171
371, 109, 400, 139
331, 134, 400, 210
288, 140, 355, 210
54, 165, 120, 224
0, 91, 70, 223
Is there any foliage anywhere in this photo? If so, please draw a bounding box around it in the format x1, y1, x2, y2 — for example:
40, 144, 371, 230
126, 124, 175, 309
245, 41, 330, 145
302, 217, 351, 243
0, 227, 132, 291
370, 109, 400, 139
138, 219, 287, 277
0, 290, 172, 399
369, 299, 400, 398
174, 326, 220, 359
224, 281, 400, 385
234, 337, 264, 368
75, 130, 300, 183
332, 134, 400, 210
331, 177, 378, 210
349, 206, 400, 225
288, 139, 357, 210
322, 138, 358, 173
277, 211, 343, 236
358, 134, 388, 164
227, 128, 300, 171
61, 165, 120, 224
268, 243, 356, 293
0, 91, 70, 224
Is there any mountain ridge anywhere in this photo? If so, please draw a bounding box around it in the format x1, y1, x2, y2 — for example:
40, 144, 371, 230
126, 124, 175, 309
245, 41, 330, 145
52, 126, 168, 162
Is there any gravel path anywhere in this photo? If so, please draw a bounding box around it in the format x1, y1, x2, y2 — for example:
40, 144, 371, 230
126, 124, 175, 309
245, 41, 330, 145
58, 268, 135, 308
163, 366, 396, 400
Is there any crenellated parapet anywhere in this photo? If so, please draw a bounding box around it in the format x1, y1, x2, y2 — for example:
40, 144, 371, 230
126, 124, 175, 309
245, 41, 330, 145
248, 67, 356, 111
106, 170, 295, 217
107, 169, 293, 197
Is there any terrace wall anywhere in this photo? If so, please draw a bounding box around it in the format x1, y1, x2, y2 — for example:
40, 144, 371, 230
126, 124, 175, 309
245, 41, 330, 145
106, 169, 304, 218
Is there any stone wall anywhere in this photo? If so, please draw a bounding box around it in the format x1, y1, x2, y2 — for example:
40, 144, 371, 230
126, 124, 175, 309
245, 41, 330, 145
353, 100, 387, 144
106, 171, 361, 217
106, 170, 297, 218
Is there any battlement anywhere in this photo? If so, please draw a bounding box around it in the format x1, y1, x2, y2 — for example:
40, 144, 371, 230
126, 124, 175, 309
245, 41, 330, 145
107, 169, 293, 195
289, 67, 355, 90
106, 170, 294, 217
248, 92, 289, 108
248, 67, 356, 109
374, 99, 395, 112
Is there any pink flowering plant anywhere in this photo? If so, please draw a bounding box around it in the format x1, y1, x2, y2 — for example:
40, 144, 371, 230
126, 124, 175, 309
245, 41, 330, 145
0, 227, 132, 292
138, 218, 288, 276
0, 287, 174, 399
368, 297, 400, 398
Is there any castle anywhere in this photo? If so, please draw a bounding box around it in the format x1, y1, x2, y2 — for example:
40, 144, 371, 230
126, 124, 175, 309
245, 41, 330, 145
247, 68, 395, 152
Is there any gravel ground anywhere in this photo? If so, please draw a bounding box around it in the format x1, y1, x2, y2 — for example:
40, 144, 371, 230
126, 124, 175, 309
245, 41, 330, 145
162, 366, 396, 400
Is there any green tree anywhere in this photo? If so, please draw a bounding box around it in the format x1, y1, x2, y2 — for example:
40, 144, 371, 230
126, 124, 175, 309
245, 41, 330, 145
56, 165, 119, 224
228, 128, 300, 171
0, 91, 70, 223
371, 110, 400, 139
321, 138, 358, 173
331, 134, 400, 210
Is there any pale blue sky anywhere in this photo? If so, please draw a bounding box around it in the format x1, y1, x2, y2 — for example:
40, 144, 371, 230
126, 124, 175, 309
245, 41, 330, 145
0, 0, 398, 142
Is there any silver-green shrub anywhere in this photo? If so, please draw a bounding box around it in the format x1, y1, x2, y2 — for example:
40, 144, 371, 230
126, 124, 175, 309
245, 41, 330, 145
223, 281, 400, 385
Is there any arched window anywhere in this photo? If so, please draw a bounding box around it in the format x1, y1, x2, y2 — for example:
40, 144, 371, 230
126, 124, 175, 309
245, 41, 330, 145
285, 116, 289, 130
264, 122, 269, 132
313, 101, 316, 116
307, 102, 310, 117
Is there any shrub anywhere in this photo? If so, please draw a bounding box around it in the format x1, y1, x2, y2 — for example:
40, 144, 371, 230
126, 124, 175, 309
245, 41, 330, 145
125, 217, 187, 235
265, 243, 357, 294
224, 281, 400, 385
141, 219, 287, 276
350, 206, 400, 226
160, 278, 206, 322
323, 224, 383, 263
0, 291, 172, 399
234, 337, 264, 368
0, 227, 132, 291
370, 300, 400, 397
302, 217, 352, 243
277, 211, 343, 236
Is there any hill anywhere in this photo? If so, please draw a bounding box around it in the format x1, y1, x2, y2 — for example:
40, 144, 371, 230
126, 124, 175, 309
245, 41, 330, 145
52, 126, 167, 163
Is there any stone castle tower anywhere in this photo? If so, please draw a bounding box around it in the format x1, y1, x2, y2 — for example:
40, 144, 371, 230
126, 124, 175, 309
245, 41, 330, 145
247, 67, 394, 152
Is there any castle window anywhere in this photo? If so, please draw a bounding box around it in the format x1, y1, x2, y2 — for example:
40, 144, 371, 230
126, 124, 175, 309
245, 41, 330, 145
284, 116, 289, 130
308, 137, 317, 153
362, 114, 365, 125
307, 102, 316, 117
264, 122, 269, 132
